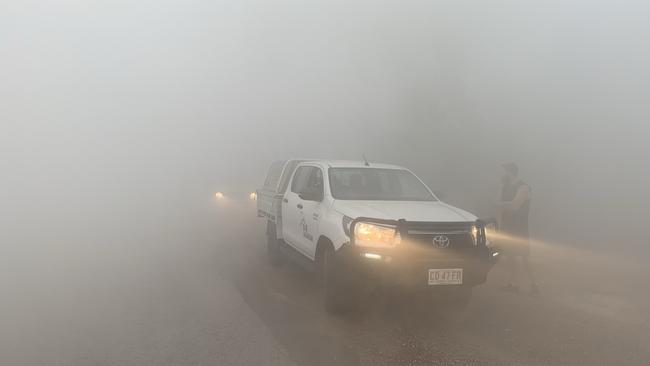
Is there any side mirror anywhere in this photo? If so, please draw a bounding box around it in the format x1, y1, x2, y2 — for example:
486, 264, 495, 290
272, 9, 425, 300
299, 191, 323, 202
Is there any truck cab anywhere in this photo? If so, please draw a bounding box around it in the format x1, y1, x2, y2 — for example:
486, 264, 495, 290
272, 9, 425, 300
257, 160, 497, 312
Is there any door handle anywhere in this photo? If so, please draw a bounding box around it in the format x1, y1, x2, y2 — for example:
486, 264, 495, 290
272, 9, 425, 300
297, 203, 303, 209
283, 198, 288, 203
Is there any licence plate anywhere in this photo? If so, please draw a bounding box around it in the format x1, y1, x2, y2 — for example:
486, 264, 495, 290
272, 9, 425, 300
428, 269, 463, 285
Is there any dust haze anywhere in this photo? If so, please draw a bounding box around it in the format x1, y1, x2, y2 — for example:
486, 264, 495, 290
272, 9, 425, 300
2, 1, 649, 365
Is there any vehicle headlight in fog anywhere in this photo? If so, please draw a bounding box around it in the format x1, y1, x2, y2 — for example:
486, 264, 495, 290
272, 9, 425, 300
362, 252, 382, 260
249, 192, 257, 200
215, 192, 224, 199
354, 222, 401, 248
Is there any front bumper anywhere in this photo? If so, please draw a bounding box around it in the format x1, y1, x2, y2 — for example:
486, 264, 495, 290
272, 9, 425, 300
337, 242, 496, 290
337, 217, 499, 290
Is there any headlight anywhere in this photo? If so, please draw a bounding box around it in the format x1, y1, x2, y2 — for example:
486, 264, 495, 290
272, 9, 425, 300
354, 222, 401, 248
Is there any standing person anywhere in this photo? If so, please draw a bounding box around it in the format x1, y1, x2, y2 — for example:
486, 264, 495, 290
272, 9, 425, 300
497, 163, 539, 294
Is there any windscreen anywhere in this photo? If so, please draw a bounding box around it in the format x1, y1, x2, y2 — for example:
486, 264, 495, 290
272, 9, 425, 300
328, 168, 437, 201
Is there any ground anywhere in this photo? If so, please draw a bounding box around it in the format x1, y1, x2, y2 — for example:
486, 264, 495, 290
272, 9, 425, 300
2, 200, 648, 365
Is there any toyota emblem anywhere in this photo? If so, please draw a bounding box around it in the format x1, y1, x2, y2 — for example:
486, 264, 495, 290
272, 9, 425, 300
432, 235, 450, 248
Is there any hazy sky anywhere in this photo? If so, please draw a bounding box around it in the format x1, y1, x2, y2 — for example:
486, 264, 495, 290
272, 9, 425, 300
2, 0, 649, 249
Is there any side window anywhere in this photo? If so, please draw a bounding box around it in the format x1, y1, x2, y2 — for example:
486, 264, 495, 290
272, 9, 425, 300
278, 161, 300, 194
305, 168, 324, 196
263, 161, 284, 189
291, 167, 312, 194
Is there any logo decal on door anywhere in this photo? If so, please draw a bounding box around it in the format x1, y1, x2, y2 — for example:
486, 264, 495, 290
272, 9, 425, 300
300, 218, 313, 241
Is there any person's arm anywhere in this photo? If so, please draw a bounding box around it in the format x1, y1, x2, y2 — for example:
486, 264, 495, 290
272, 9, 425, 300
498, 184, 530, 212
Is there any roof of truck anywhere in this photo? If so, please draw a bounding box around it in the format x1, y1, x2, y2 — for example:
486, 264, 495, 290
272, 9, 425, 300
298, 160, 405, 170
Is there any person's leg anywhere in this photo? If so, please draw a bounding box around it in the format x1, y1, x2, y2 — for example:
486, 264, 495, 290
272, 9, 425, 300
521, 255, 539, 293
502, 254, 519, 291
508, 255, 517, 284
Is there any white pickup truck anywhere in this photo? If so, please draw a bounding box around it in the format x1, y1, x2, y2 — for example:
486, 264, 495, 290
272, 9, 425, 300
257, 159, 497, 312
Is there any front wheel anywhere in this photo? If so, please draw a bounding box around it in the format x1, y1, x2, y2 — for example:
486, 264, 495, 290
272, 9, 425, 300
320, 246, 356, 313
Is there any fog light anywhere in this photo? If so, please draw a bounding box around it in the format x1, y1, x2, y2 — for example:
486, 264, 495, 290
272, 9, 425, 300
215, 192, 224, 199
362, 252, 382, 260
492, 252, 499, 257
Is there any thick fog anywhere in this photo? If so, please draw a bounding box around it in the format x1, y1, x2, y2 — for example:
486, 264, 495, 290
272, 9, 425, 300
1, 1, 649, 364
4, 0, 649, 250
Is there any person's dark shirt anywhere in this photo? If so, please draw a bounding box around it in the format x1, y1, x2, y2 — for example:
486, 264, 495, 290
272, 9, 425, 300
500, 180, 531, 238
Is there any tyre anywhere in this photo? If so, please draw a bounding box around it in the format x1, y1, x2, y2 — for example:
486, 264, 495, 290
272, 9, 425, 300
320, 245, 356, 313
266, 221, 284, 266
